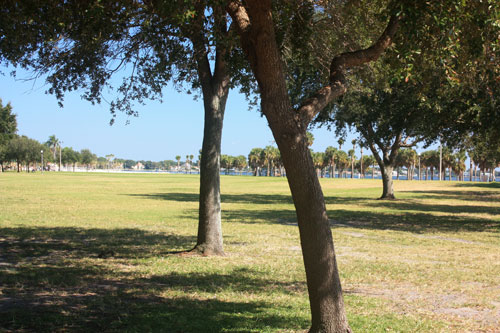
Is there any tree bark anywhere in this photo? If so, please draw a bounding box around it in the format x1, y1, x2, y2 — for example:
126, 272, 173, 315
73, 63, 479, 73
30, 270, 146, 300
380, 164, 395, 199
195, 94, 227, 256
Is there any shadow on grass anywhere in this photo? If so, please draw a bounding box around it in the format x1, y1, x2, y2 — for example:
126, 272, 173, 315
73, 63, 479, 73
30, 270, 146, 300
128, 192, 372, 206
0, 227, 196, 261
454, 182, 500, 189
132, 191, 499, 233
328, 210, 499, 233
0, 227, 308, 332
364, 199, 500, 216
400, 189, 500, 203
128, 192, 295, 205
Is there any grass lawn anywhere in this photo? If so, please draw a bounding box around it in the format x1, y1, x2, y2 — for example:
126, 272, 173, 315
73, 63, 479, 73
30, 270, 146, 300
1, 172, 499, 332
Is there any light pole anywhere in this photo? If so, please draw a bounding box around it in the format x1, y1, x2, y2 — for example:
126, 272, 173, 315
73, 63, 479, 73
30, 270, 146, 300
41, 150, 44, 174
59, 141, 63, 171
418, 153, 421, 181
439, 142, 443, 181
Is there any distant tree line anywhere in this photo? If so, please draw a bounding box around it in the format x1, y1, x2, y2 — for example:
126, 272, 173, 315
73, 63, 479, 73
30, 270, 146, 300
2, 97, 497, 180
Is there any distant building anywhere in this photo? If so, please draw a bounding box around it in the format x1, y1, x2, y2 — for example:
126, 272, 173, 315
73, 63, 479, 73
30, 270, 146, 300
132, 162, 144, 170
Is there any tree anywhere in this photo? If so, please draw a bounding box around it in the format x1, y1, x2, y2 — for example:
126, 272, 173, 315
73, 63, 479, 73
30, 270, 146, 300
226, 3, 404, 329
469, 131, 500, 182
334, 78, 436, 199
421, 150, 440, 181
248, 148, 263, 176
324, 146, 338, 179
357, 154, 376, 179
80, 149, 96, 170
0, 1, 243, 256
232, 155, 247, 174
6, 135, 43, 172
336, 150, 349, 179
261, 146, 279, 177
0, 99, 18, 172
398, 148, 417, 180
62, 147, 80, 171
311, 151, 325, 178
175, 156, 181, 169
363, 155, 377, 179
105, 154, 115, 170
220, 154, 234, 175
123, 159, 136, 169
45, 135, 60, 161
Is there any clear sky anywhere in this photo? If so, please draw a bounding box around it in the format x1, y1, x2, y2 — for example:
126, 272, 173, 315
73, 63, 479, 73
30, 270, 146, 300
0, 66, 352, 162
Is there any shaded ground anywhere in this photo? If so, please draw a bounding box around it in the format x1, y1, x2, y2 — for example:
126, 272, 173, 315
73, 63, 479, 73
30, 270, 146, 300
0, 228, 304, 332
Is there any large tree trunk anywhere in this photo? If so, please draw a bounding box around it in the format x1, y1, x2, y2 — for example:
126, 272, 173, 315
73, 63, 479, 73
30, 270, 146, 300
194, 84, 228, 256
380, 164, 395, 199
277, 134, 350, 332
227, 2, 400, 331
226, 3, 350, 331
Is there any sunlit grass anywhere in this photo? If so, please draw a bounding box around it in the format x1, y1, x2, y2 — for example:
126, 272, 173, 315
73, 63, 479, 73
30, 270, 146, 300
0, 172, 499, 331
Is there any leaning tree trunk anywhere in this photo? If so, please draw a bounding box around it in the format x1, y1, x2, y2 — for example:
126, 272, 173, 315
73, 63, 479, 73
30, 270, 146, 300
228, 4, 350, 331
380, 164, 395, 199
227, 2, 400, 330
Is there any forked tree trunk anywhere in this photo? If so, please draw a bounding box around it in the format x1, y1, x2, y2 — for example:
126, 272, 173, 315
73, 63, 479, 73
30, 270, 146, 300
380, 164, 395, 199
187, 5, 230, 256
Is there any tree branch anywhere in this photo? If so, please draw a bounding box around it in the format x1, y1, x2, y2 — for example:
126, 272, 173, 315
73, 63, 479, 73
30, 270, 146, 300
388, 131, 403, 164
213, 6, 231, 93
298, 15, 401, 126
226, 1, 257, 71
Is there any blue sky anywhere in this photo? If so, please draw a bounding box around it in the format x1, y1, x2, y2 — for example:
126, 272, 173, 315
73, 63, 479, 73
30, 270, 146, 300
0, 66, 353, 162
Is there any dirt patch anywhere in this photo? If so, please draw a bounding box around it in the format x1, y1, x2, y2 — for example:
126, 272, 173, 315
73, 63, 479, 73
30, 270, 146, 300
345, 283, 500, 331
415, 234, 482, 245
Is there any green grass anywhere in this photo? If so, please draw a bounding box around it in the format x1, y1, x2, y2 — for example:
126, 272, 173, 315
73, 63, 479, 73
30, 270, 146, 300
1, 172, 499, 332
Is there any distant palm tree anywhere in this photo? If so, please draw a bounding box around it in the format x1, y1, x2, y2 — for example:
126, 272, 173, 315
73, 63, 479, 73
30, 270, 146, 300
336, 150, 349, 178
261, 146, 278, 176
324, 146, 337, 179
105, 154, 115, 169
248, 148, 263, 176
46, 135, 60, 161
175, 155, 181, 169
338, 138, 345, 151
311, 151, 325, 178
